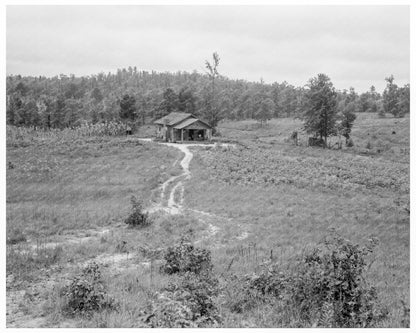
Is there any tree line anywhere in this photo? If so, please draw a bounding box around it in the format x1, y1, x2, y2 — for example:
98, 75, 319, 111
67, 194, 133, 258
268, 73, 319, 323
6, 55, 410, 131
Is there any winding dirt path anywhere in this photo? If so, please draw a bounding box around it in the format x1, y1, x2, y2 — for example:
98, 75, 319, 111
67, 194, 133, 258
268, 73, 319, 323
142, 140, 244, 243
146, 142, 210, 215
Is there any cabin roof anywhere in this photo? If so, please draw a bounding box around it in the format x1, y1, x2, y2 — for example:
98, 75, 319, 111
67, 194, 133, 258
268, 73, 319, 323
154, 112, 194, 126
173, 118, 212, 130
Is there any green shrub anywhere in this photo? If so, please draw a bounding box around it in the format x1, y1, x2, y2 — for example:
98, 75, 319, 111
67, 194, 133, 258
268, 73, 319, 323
142, 241, 220, 327
143, 292, 196, 327
161, 238, 212, 275
226, 233, 387, 327
64, 262, 117, 317
290, 234, 388, 327
124, 196, 151, 228
144, 272, 221, 327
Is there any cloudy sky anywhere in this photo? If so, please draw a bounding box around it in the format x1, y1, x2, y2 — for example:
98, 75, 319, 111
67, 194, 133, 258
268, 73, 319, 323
7, 5, 409, 93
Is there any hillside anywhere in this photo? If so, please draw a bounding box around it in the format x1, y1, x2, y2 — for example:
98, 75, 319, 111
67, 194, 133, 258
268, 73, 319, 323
6, 113, 409, 328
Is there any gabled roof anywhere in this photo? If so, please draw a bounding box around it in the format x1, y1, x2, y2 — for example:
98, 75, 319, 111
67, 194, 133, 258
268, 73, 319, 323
154, 112, 195, 126
173, 118, 212, 130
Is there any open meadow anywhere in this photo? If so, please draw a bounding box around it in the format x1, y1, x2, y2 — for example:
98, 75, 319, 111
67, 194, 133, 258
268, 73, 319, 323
6, 113, 409, 328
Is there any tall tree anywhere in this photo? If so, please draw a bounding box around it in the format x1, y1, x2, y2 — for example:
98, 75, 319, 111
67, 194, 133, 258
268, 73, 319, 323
382, 75, 399, 117
204, 52, 223, 130
64, 98, 82, 127
255, 97, 275, 126
302, 74, 338, 147
91, 87, 104, 103
51, 96, 66, 129
397, 84, 410, 117
338, 103, 357, 143
6, 94, 23, 125
157, 88, 178, 118
119, 94, 137, 125
178, 86, 196, 114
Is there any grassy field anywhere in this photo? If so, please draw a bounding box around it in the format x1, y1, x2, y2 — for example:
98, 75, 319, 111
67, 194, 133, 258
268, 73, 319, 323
187, 113, 409, 326
6, 113, 410, 328
6, 133, 182, 241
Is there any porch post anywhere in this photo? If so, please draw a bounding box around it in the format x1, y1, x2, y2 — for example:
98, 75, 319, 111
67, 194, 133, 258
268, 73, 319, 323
181, 129, 184, 143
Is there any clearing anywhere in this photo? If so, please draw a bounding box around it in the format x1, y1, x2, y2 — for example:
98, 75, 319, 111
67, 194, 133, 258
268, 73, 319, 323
6, 113, 409, 327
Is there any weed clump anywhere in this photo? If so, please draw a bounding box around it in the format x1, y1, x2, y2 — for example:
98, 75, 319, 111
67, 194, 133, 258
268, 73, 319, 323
6, 244, 62, 282
124, 196, 151, 228
64, 262, 117, 317
7, 228, 27, 245
161, 238, 212, 275
144, 272, 221, 328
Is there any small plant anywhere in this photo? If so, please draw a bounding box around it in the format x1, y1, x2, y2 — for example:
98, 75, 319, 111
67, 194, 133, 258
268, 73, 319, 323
7, 227, 27, 245
223, 273, 267, 313
161, 238, 213, 275
115, 240, 128, 253
144, 271, 221, 327
124, 196, 151, 228
378, 107, 386, 118
400, 300, 410, 327
143, 292, 196, 328
64, 262, 117, 317
346, 138, 354, 147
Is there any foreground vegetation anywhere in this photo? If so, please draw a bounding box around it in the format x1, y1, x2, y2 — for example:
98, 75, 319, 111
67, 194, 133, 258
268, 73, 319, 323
6, 113, 409, 327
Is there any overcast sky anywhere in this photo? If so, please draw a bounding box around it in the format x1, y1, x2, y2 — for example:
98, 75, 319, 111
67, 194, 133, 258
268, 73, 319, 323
6, 5, 409, 93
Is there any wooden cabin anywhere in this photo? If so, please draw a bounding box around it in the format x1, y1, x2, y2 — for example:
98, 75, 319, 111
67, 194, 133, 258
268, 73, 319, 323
154, 112, 213, 143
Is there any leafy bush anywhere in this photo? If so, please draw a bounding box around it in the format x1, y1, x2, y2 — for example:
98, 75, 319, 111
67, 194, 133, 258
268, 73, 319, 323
64, 262, 117, 317
142, 240, 220, 327
161, 238, 212, 275
226, 233, 387, 327
124, 196, 151, 228
143, 292, 196, 327
144, 272, 221, 327
289, 234, 388, 327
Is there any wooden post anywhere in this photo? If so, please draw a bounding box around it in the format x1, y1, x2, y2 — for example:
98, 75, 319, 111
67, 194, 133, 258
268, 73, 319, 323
181, 129, 184, 143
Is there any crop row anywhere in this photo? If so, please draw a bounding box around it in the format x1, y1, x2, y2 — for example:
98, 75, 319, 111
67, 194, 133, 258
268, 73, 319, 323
198, 144, 409, 194
7, 122, 127, 147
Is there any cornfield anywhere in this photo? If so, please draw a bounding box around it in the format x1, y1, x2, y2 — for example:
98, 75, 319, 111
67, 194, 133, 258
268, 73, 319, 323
7, 122, 127, 146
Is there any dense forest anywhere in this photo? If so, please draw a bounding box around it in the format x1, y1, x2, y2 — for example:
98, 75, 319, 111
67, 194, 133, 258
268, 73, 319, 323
6, 65, 410, 130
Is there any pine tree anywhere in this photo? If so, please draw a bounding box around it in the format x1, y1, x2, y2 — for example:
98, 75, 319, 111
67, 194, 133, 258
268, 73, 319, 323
302, 74, 338, 147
